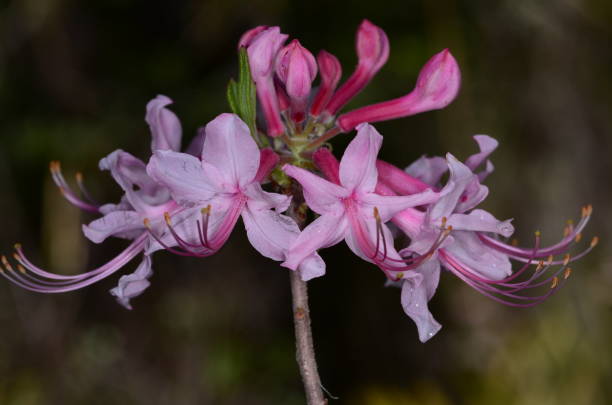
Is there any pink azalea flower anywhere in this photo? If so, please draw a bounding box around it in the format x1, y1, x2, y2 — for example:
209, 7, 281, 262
3, 95, 194, 309
147, 113, 325, 281
379, 141, 595, 342
281, 123, 437, 275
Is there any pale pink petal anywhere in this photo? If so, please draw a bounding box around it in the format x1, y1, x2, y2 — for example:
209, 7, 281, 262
100, 150, 171, 212
464, 135, 498, 171
360, 189, 437, 222
428, 154, 473, 220
344, 218, 404, 269
339, 123, 382, 193
404, 155, 448, 186
202, 113, 260, 188
83, 210, 143, 244
147, 150, 218, 206
185, 126, 206, 157
391, 208, 425, 239
242, 208, 298, 262
244, 183, 291, 213
241, 206, 326, 281
455, 178, 489, 213
400, 268, 442, 342
446, 209, 514, 237
146, 95, 182, 152
282, 214, 347, 270
282, 164, 348, 215
298, 254, 326, 281
442, 232, 512, 280
110, 255, 153, 310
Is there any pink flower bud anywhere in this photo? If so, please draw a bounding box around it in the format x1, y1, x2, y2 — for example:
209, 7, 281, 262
413, 49, 461, 111
238, 25, 268, 49
356, 19, 389, 73
337, 49, 461, 132
247, 27, 288, 80
323, 20, 389, 116
276, 40, 318, 99
243, 26, 288, 137
275, 40, 317, 121
310, 50, 342, 117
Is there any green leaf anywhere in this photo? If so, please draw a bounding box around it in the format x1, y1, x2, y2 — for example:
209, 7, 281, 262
226, 48, 258, 141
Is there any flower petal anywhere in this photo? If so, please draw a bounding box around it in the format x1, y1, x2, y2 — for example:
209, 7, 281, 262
405, 155, 448, 186
464, 135, 498, 172
360, 189, 438, 222
110, 255, 153, 310
241, 206, 326, 281
185, 126, 206, 157
282, 164, 348, 215
443, 231, 512, 280
147, 150, 218, 206
146, 95, 182, 152
282, 214, 347, 270
339, 123, 382, 193
100, 150, 171, 212
202, 113, 260, 188
445, 209, 514, 237
83, 210, 143, 244
400, 268, 442, 342
244, 182, 291, 213
428, 154, 473, 220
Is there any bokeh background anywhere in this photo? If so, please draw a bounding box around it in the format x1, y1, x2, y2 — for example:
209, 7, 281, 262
1, 0, 611, 404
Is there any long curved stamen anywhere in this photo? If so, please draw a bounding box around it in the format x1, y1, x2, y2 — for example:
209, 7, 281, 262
143, 218, 204, 257
75, 171, 100, 206
438, 247, 573, 307
1, 234, 147, 293
479, 205, 592, 259
365, 207, 451, 274
49, 161, 100, 213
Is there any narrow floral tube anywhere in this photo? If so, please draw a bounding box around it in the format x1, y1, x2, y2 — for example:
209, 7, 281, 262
336, 49, 461, 132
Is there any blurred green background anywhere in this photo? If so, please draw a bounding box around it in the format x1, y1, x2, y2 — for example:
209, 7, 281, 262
1, 0, 611, 404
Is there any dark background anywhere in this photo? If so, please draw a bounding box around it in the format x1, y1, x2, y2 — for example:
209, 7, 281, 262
1, 0, 611, 404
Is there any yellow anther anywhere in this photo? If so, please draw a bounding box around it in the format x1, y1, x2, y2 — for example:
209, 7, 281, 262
535, 261, 544, 272
1, 256, 13, 272
164, 212, 172, 225
17, 264, 26, 274
12, 253, 20, 262
547, 255, 554, 265
49, 161, 60, 172
441, 216, 447, 227
14, 243, 22, 251
563, 253, 571, 266
563, 268, 572, 279
201, 205, 212, 215
550, 276, 559, 289
591, 236, 599, 248
566, 219, 574, 226
446, 225, 453, 232
143, 218, 151, 228
373, 207, 381, 221
511, 239, 519, 246
75, 172, 83, 183
396, 272, 404, 280
575, 233, 582, 243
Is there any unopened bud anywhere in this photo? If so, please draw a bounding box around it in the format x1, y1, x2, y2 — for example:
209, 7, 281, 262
276, 40, 317, 102
337, 49, 461, 132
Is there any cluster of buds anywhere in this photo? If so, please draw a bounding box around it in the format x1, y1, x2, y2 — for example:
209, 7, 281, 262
0, 22, 595, 342
239, 20, 460, 154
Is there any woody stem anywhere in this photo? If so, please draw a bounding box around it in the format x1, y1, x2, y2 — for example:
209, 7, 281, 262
290, 270, 326, 405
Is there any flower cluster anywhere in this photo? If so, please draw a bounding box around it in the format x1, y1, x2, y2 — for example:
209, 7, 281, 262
1, 21, 595, 341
